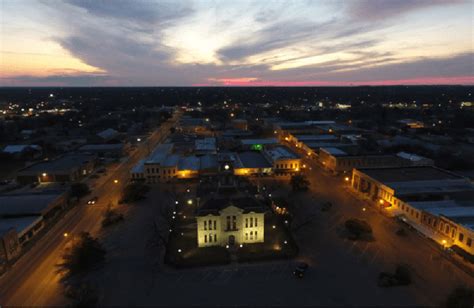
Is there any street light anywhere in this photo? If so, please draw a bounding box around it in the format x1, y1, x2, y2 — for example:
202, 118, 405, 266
113, 179, 119, 184
344, 177, 350, 182
187, 199, 193, 205
63, 232, 69, 238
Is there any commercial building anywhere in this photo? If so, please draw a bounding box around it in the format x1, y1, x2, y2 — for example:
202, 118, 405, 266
318, 148, 430, 174
196, 197, 265, 247
16, 154, 96, 184
0, 228, 21, 264
264, 146, 301, 174
78, 144, 125, 157
350, 166, 474, 254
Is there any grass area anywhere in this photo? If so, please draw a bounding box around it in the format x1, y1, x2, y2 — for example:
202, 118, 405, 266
164, 211, 298, 268
164, 219, 230, 268
237, 214, 298, 263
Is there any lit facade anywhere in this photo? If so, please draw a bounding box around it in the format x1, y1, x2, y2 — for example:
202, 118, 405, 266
196, 199, 265, 248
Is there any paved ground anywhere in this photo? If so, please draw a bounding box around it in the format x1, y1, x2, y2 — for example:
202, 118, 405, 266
91, 163, 474, 306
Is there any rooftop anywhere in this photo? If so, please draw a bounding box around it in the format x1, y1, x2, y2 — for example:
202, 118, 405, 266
265, 146, 299, 161
146, 143, 174, 164
18, 154, 95, 174
241, 138, 278, 145
0, 216, 43, 237
321, 147, 348, 156
237, 151, 272, 169
294, 134, 338, 142
0, 193, 63, 216
359, 166, 461, 183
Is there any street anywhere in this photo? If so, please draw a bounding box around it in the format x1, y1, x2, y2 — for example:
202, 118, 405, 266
0, 113, 180, 306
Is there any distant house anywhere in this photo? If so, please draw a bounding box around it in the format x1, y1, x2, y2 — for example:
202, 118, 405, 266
96, 128, 120, 143
78, 144, 125, 157
2, 144, 42, 159
16, 154, 96, 184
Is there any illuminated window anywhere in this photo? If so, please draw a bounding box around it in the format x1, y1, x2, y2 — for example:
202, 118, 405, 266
467, 238, 472, 247
208, 219, 212, 230
255, 218, 258, 227
250, 217, 253, 228
250, 231, 253, 240
204, 221, 207, 230
214, 234, 217, 242
213, 221, 216, 230
245, 218, 248, 228
209, 234, 212, 243
255, 231, 258, 240
459, 233, 464, 242
204, 235, 207, 243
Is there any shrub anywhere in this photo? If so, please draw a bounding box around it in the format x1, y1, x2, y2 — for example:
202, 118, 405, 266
345, 219, 372, 239
121, 182, 150, 202
101, 208, 124, 228
64, 282, 99, 307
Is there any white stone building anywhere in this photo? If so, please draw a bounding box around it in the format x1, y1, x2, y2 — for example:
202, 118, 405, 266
196, 197, 265, 247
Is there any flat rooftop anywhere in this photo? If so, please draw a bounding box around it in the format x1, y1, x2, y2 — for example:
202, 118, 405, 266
294, 134, 337, 142
321, 147, 348, 156
241, 138, 278, 145
18, 154, 95, 174
0, 216, 43, 237
265, 146, 299, 161
146, 143, 174, 164
237, 151, 272, 169
0, 193, 63, 216
358, 167, 461, 183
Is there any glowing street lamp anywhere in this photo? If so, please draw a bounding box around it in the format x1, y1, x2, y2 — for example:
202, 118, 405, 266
63, 232, 69, 238
42, 172, 47, 177
344, 177, 350, 182
137, 138, 141, 142
239, 244, 243, 248
187, 199, 193, 205
177, 249, 182, 253
113, 179, 119, 184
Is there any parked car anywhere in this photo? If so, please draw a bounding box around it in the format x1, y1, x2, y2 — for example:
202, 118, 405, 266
293, 262, 309, 278
87, 197, 98, 205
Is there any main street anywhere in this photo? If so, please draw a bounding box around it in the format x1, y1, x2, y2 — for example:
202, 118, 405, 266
0, 111, 181, 306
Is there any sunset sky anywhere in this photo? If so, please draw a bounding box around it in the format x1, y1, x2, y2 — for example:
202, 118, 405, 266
1, 0, 473, 86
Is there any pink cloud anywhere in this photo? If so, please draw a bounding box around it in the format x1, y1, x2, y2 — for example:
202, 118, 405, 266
194, 76, 474, 87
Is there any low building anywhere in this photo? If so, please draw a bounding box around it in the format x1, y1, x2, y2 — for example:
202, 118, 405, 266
0, 193, 67, 221
195, 137, 217, 155
319, 147, 413, 174
96, 128, 120, 142
196, 197, 265, 247
2, 144, 42, 160
0, 228, 21, 264
142, 143, 176, 183
0, 216, 44, 245
16, 154, 96, 184
232, 119, 248, 131
78, 144, 125, 157
264, 146, 301, 175
240, 138, 279, 150
350, 166, 474, 254
235, 151, 273, 176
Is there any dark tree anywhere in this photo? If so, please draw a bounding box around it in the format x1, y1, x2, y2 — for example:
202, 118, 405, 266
58, 232, 106, 277
290, 174, 310, 191
69, 183, 90, 199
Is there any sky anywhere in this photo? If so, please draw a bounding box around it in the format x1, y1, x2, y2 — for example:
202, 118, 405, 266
0, 0, 473, 86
